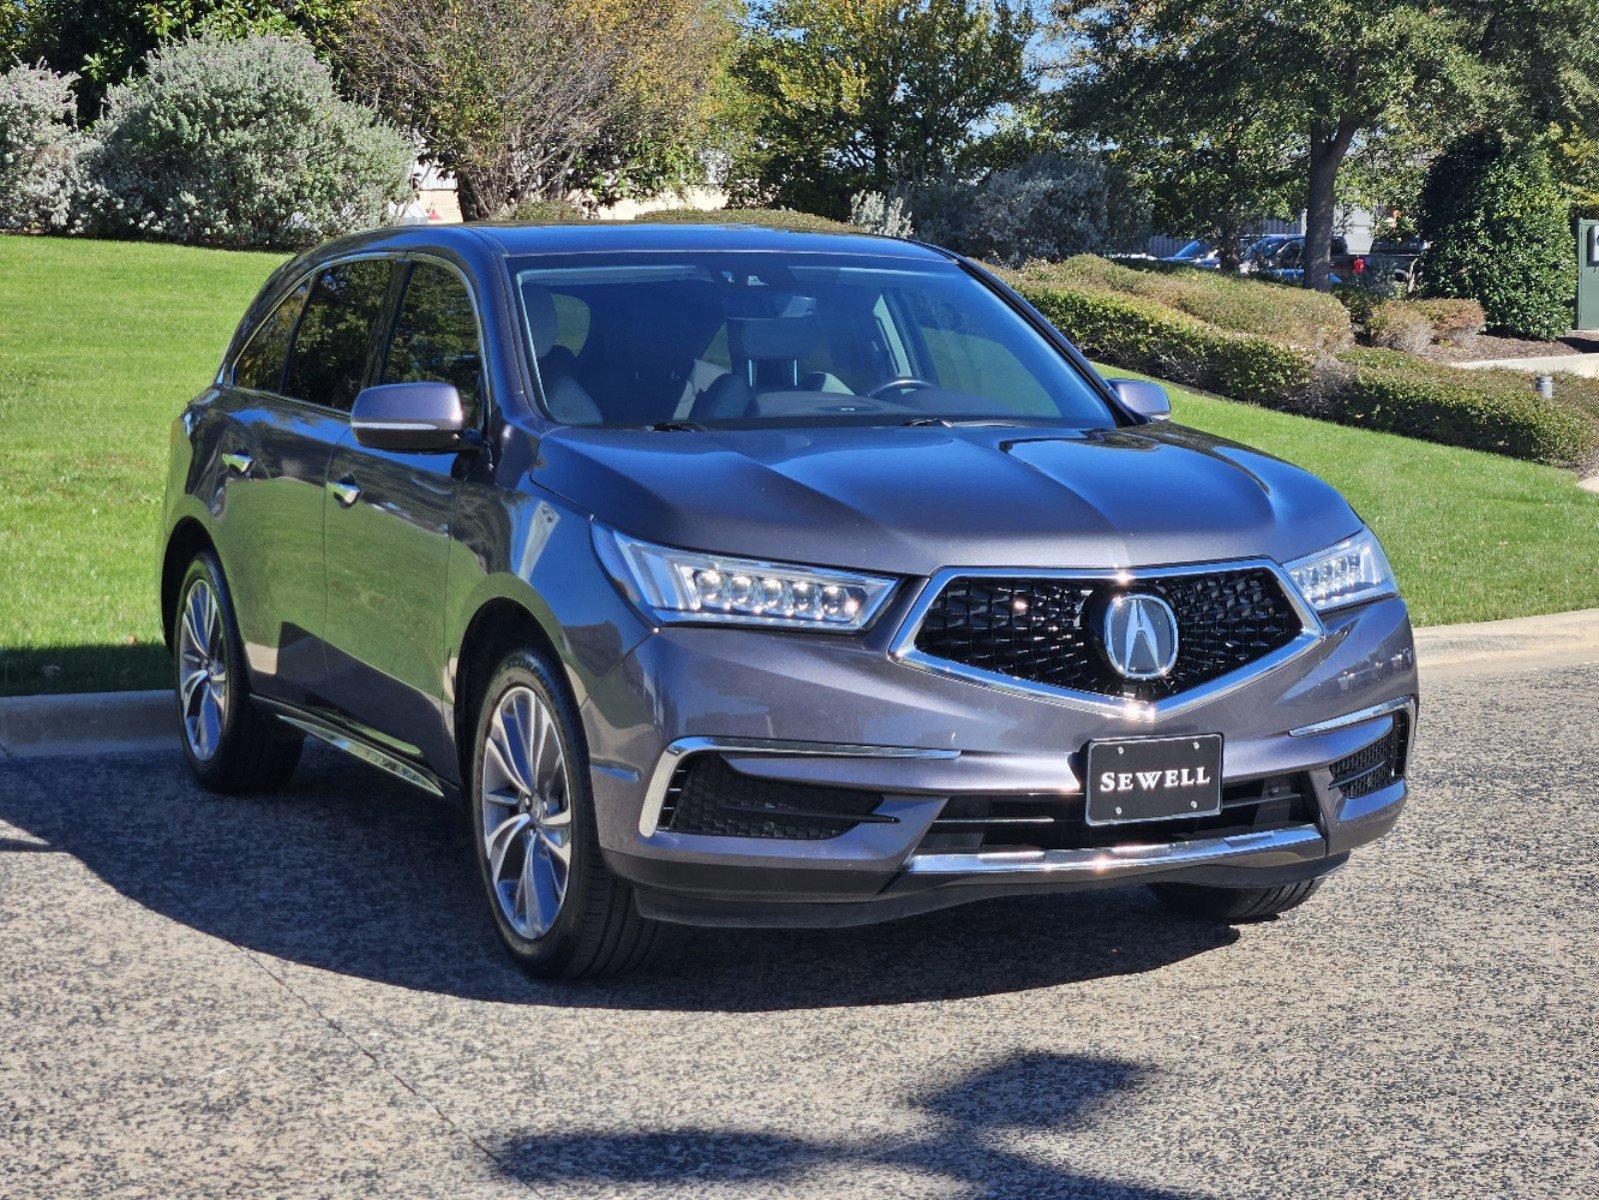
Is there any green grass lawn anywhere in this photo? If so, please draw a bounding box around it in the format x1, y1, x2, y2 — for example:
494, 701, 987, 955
3, 233, 1598, 696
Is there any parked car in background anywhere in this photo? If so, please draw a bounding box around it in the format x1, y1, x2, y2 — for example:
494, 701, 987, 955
1159, 239, 1221, 269
1356, 238, 1425, 294
161, 222, 1417, 979
1251, 235, 1353, 285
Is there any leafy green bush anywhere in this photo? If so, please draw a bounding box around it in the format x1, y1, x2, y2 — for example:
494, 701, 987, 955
1024, 255, 1352, 351
645, 207, 854, 233
0, 62, 86, 233
1331, 284, 1379, 328
1011, 274, 1317, 407
1409, 298, 1485, 347
1366, 302, 1433, 353
1420, 133, 1576, 341
1335, 350, 1599, 471
83, 34, 411, 249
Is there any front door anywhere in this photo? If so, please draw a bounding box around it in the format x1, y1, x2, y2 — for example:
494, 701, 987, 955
1578, 220, 1599, 333
322, 259, 487, 768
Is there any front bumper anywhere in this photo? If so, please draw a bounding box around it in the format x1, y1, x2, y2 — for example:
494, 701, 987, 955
579, 594, 1416, 927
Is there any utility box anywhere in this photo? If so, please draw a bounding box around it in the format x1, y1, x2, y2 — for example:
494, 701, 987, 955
1580, 219, 1599, 332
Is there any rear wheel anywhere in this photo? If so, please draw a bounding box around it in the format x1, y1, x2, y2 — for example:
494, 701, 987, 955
469, 647, 664, 979
172, 552, 302, 793
1148, 878, 1323, 923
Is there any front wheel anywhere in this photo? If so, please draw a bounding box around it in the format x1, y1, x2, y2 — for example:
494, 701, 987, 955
469, 647, 664, 979
1148, 878, 1324, 923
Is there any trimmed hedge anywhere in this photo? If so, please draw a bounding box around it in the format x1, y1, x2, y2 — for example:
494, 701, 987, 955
1337, 350, 1599, 470
1012, 274, 1317, 407
1024, 255, 1352, 351
1009, 268, 1599, 472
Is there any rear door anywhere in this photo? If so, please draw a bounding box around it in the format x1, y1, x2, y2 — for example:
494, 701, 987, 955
237, 256, 394, 703
215, 265, 380, 708
320, 258, 487, 766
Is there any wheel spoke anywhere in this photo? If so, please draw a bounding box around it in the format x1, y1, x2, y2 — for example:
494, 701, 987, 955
485, 713, 530, 796
486, 811, 531, 881
180, 667, 208, 714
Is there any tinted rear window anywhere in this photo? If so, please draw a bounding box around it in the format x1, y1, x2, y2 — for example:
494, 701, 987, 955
283, 260, 393, 411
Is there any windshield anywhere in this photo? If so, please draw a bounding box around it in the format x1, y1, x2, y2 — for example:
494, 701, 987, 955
511, 253, 1116, 429
1170, 240, 1212, 260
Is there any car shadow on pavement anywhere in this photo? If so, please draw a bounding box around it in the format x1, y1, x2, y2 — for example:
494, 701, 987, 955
493, 1050, 1210, 1197
0, 746, 1237, 1011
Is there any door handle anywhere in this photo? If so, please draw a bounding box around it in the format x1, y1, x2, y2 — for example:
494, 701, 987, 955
221, 451, 253, 476
328, 478, 362, 508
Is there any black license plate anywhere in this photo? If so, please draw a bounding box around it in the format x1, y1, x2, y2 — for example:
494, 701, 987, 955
1084, 734, 1223, 826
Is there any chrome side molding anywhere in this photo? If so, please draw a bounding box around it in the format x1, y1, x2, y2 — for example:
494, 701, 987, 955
262, 701, 446, 798
904, 823, 1324, 877
638, 736, 960, 838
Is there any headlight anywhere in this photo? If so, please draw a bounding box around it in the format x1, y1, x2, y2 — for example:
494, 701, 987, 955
602, 529, 897, 631
1285, 527, 1398, 613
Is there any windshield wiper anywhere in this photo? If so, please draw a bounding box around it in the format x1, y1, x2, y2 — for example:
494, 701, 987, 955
642, 420, 705, 432
901, 416, 952, 427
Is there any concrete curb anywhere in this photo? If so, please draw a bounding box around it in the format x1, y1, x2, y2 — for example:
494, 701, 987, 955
0, 689, 175, 761
5, 608, 1599, 759
1413, 607, 1599, 679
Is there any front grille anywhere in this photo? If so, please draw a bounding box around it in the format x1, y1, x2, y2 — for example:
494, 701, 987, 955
914, 773, 1316, 855
912, 568, 1302, 702
662, 754, 887, 840
1329, 713, 1409, 799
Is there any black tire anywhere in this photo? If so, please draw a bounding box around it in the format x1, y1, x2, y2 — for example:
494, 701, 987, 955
171, 551, 302, 793
1148, 878, 1324, 923
469, 647, 665, 980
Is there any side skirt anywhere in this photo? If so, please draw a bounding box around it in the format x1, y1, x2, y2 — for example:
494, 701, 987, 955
255, 697, 453, 800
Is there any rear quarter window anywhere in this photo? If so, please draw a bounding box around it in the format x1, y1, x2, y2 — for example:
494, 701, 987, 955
234, 279, 310, 394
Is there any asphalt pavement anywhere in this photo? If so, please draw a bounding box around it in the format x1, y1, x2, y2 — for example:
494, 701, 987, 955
2, 660, 1596, 1199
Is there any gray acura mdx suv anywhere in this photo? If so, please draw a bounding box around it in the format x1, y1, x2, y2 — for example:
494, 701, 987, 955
161, 223, 1416, 979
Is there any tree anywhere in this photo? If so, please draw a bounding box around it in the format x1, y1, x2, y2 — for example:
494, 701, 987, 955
735, 0, 1037, 219
1057, 0, 1599, 293
1105, 121, 1300, 274
1056, 1, 1488, 291
346, 0, 736, 218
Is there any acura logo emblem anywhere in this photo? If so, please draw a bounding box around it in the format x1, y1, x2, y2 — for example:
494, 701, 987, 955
1101, 593, 1180, 680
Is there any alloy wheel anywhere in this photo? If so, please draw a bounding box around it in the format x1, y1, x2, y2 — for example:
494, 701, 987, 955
481, 685, 572, 939
176, 577, 228, 761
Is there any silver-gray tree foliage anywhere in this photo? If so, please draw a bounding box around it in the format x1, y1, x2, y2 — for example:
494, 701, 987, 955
84, 34, 412, 249
0, 62, 87, 233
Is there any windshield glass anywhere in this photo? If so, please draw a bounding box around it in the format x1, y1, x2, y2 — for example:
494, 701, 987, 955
511, 253, 1116, 429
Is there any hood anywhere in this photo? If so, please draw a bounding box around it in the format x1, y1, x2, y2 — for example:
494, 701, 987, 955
529, 422, 1361, 578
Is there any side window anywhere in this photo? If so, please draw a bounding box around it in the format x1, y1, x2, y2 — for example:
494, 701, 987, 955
234, 279, 310, 394
381, 261, 485, 422
283, 259, 393, 411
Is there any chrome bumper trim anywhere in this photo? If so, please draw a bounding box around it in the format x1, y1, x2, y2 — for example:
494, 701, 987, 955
1290, 695, 1416, 738
902, 823, 1324, 878
638, 737, 960, 838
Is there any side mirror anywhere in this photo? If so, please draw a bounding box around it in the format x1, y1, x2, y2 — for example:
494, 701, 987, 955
351, 382, 466, 452
1108, 378, 1172, 422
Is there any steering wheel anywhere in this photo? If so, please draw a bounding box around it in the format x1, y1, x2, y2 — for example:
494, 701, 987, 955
868, 376, 936, 400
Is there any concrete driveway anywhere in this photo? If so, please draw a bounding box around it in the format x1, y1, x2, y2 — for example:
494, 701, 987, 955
2, 660, 1596, 1199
